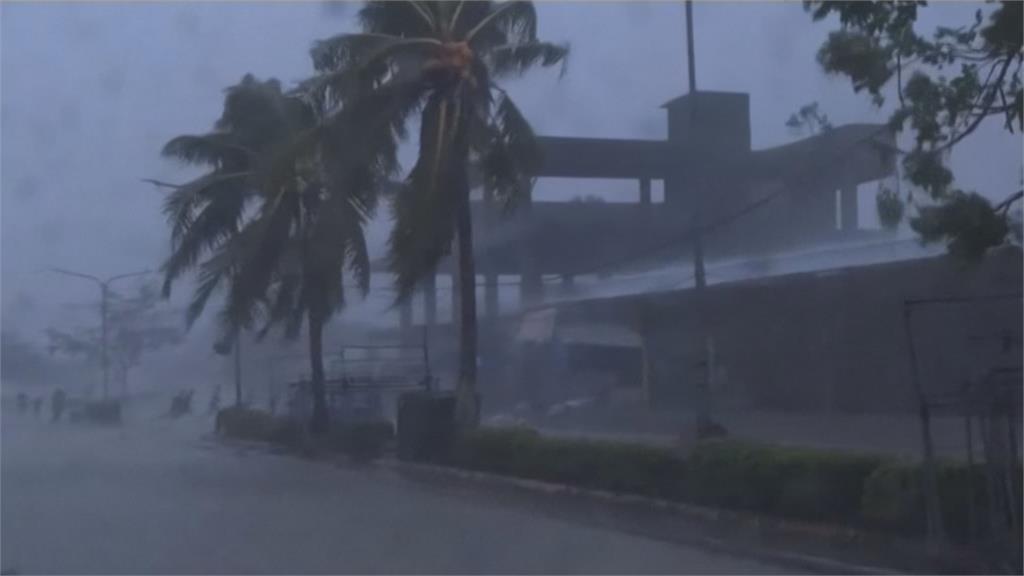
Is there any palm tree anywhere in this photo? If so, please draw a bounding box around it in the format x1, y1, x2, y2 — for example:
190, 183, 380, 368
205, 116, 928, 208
303, 0, 568, 427
156, 74, 375, 434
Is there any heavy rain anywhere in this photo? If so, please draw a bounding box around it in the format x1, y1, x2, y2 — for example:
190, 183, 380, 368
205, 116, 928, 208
2, 1, 1022, 574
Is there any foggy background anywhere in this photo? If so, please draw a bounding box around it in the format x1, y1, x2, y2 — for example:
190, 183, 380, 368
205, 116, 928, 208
2, 1, 1020, 390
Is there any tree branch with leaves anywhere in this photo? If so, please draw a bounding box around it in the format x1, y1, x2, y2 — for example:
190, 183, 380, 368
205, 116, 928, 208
808, 0, 1022, 258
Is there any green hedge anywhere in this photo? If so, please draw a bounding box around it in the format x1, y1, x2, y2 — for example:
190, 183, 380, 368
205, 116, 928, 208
862, 460, 1023, 543
216, 407, 285, 442
686, 439, 886, 524
452, 427, 1023, 539
397, 392, 457, 463
456, 431, 884, 524
454, 427, 690, 501
216, 407, 394, 461
331, 420, 395, 462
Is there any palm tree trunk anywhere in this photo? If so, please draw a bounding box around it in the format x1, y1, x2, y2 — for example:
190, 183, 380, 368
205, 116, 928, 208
454, 176, 480, 429
308, 313, 329, 435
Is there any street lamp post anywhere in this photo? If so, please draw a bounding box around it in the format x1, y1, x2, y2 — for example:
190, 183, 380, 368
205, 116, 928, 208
49, 268, 152, 398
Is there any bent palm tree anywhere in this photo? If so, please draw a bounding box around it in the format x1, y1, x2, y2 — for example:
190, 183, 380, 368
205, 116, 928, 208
304, 0, 568, 427
157, 74, 375, 433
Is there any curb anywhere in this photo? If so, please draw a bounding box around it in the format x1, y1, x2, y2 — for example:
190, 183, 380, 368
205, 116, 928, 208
205, 434, 990, 575
378, 458, 896, 575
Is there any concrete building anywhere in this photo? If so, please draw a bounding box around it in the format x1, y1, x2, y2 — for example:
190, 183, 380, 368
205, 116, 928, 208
368, 90, 1021, 419
520, 245, 1022, 415
379, 90, 899, 331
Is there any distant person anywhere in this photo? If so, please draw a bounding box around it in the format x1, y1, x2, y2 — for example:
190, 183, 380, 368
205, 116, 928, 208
208, 387, 221, 415
32, 397, 43, 418
169, 391, 191, 418
16, 392, 28, 415
50, 388, 67, 422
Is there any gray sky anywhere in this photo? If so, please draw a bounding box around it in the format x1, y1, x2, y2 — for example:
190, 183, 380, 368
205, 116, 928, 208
2, 1, 1020, 346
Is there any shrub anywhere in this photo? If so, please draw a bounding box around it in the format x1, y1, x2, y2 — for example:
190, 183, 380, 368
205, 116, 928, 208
333, 420, 395, 462
452, 430, 889, 526
397, 392, 456, 463
686, 439, 887, 524
267, 419, 303, 447
216, 407, 279, 441
454, 427, 689, 500
862, 460, 1023, 543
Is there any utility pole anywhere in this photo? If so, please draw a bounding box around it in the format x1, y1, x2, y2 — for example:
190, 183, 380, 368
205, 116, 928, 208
49, 268, 151, 399
686, 0, 697, 100
685, 1, 714, 435
685, 0, 706, 290
234, 329, 243, 407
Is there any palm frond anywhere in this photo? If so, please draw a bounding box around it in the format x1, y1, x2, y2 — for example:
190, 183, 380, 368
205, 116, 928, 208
181, 215, 272, 328
359, 1, 439, 38
311, 33, 439, 74
312, 32, 396, 72
387, 95, 465, 301
228, 190, 301, 309
338, 172, 375, 297
447, 1, 466, 33
410, 1, 440, 29
479, 91, 540, 211
257, 260, 303, 340
346, 221, 372, 297
305, 168, 373, 314
467, 1, 536, 47
320, 72, 430, 182
449, 1, 494, 38
193, 186, 297, 336
185, 258, 227, 329
162, 171, 250, 243
493, 91, 539, 169
161, 134, 253, 168
160, 176, 250, 297
305, 36, 438, 116
216, 75, 313, 155
487, 41, 569, 79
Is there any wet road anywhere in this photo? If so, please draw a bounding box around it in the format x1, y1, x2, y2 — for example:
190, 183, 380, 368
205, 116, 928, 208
1, 411, 787, 574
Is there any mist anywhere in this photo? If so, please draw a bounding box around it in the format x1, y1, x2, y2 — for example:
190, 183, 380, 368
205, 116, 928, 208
2, 2, 1021, 574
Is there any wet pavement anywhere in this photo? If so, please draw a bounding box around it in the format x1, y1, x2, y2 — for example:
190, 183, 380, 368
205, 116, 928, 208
1, 408, 790, 574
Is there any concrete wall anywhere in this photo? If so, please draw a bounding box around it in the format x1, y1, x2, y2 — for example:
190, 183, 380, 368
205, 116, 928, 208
551, 247, 1022, 414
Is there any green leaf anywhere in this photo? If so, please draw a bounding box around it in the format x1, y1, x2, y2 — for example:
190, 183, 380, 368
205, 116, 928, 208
817, 30, 894, 99
876, 187, 905, 229
903, 149, 953, 199
487, 41, 569, 79
910, 191, 1010, 260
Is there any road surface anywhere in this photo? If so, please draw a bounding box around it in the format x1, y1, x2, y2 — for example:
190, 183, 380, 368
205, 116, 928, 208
1, 410, 790, 574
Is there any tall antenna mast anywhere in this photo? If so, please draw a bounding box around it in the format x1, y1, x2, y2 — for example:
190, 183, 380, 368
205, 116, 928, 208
686, 0, 697, 94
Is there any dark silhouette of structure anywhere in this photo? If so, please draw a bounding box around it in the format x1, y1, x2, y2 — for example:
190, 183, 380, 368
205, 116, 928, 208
382, 91, 897, 332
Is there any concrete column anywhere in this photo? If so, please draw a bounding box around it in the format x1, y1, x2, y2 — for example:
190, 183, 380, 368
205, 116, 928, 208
640, 178, 651, 205
484, 273, 498, 319
840, 184, 858, 231
399, 297, 412, 342
451, 273, 460, 326
451, 226, 462, 336
423, 273, 437, 328
561, 275, 574, 293
520, 272, 543, 305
